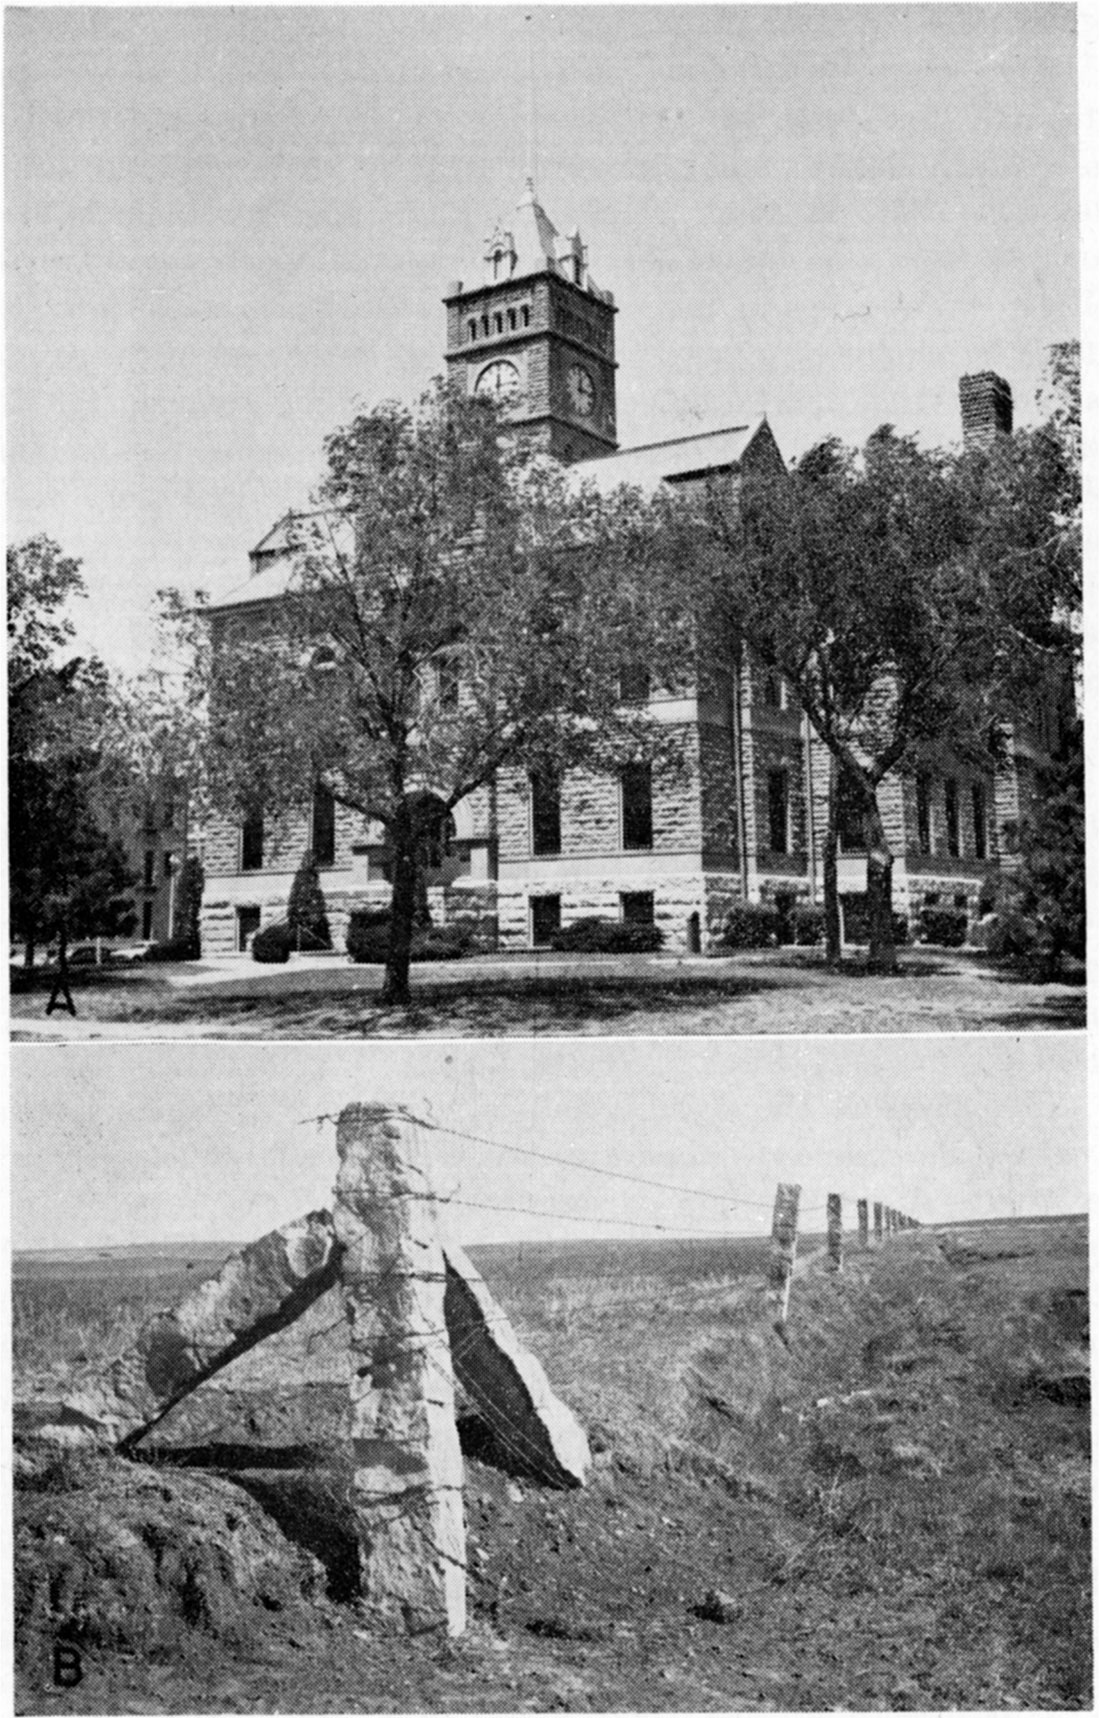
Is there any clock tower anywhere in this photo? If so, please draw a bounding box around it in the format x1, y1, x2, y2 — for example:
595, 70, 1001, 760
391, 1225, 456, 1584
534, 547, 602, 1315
444, 180, 618, 464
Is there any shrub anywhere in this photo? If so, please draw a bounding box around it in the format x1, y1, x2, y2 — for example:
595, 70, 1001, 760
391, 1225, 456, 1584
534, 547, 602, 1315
347, 909, 391, 964
287, 849, 331, 949
717, 903, 780, 950
548, 916, 664, 954
792, 903, 825, 946
346, 910, 474, 964
251, 922, 294, 964
841, 899, 910, 946
918, 906, 968, 948
142, 937, 200, 963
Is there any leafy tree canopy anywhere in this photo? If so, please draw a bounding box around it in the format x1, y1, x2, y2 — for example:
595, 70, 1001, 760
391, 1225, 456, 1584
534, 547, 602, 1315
177, 381, 692, 1002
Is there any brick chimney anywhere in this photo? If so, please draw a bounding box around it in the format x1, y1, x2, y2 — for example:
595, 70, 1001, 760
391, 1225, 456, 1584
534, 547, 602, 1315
959, 371, 1013, 449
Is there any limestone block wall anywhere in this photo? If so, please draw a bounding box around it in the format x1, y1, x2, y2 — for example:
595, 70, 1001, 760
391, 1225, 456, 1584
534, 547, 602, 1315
204, 800, 363, 879
202, 879, 500, 958
496, 871, 716, 954
496, 727, 704, 864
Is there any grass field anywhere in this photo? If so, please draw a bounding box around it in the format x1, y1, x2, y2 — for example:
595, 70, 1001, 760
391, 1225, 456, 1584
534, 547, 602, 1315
12, 1217, 1091, 1711
10, 946, 1086, 1038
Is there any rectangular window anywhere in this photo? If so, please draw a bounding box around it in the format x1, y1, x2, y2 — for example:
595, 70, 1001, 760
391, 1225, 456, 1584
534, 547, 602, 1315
143, 849, 155, 888
767, 768, 789, 854
621, 763, 653, 851
944, 778, 960, 858
620, 891, 654, 927
761, 670, 784, 710
916, 774, 932, 855
971, 783, 987, 860
530, 894, 561, 947
241, 808, 264, 872
531, 771, 561, 857
836, 772, 865, 854
618, 664, 651, 703
237, 905, 260, 952
312, 782, 336, 868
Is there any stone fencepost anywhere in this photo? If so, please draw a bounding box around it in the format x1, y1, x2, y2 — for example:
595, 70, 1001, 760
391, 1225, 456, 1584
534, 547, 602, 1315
333, 1104, 466, 1637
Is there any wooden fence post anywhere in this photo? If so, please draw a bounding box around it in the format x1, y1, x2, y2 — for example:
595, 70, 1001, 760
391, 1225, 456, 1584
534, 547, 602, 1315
873, 1201, 883, 1244
857, 1197, 869, 1248
826, 1193, 843, 1272
768, 1183, 801, 1326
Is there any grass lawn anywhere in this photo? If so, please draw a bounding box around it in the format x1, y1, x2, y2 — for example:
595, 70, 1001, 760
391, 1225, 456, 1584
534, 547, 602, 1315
9, 946, 1085, 1038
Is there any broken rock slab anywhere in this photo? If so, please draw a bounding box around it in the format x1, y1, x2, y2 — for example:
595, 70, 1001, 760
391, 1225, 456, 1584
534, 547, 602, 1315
53, 1211, 341, 1452
442, 1242, 590, 1489
333, 1104, 466, 1637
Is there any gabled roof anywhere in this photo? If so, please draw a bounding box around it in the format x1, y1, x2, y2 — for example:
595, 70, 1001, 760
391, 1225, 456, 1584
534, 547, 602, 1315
567, 417, 775, 498
207, 509, 345, 613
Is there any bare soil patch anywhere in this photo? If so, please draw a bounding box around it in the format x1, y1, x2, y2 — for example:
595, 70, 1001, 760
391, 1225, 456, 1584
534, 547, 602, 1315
12, 1218, 1090, 1710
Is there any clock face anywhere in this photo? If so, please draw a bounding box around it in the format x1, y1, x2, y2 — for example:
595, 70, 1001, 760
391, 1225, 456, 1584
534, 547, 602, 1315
567, 363, 596, 417
475, 360, 521, 403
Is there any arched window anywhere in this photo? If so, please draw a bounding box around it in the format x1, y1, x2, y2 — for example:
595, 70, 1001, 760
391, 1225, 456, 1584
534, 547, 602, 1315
494, 312, 503, 335
467, 319, 477, 342
507, 309, 517, 332
521, 305, 530, 328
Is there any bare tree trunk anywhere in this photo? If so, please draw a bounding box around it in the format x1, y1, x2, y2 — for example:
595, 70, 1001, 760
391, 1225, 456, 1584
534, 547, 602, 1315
382, 801, 416, 1007
863, 785, 897, 973
824, 761, 841, 964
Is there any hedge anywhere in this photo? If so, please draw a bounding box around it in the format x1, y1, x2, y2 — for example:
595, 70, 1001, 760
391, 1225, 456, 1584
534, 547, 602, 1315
918, 905, 968, 948
251, 922, 294, 964
548, 916, 663, 954
717, 903, 780, 950
346, 909, 473, 965
791, 903, 825, 946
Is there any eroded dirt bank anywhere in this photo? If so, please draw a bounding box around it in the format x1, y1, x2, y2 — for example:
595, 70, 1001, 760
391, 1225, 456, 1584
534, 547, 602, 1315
13, 1219, 1090, 1712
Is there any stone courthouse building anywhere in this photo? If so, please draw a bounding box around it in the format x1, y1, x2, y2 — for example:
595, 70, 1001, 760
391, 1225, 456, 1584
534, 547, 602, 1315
200, 182, 1061, 956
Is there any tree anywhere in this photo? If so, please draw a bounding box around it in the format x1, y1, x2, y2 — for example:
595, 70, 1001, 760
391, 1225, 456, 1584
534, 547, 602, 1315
287, 850, 331, 950
10, 746, 137, 1005
991, 721, 1084, 979
701, 430, 998, 970
182, 382, 689, 1004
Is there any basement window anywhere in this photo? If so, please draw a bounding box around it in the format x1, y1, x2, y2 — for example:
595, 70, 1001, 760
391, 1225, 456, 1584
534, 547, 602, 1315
531, 894, 561, 947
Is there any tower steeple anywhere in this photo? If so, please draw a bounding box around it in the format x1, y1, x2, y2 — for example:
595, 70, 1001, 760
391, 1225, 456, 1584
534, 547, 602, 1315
443, 181, 618, 464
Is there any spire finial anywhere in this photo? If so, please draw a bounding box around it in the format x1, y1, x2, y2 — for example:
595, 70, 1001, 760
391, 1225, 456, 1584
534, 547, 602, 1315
525, 11, 537, 196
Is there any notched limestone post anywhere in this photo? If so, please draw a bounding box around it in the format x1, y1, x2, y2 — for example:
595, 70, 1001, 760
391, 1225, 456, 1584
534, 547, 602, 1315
333, 1104, 466, 1637
857, 1198, 869, 1250
826, 1193, 843, 1273
54, 1212, 341, 1451
767, 1183, 800, 1328
873, 1201, 884, 1245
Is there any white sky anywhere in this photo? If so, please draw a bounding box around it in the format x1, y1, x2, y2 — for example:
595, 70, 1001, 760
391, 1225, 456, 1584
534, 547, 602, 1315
5, 4, 1082, 679
9, 1034, 1088, 1252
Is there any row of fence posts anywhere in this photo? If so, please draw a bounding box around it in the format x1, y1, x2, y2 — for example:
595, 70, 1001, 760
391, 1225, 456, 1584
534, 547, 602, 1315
768, 1183, 920, 1327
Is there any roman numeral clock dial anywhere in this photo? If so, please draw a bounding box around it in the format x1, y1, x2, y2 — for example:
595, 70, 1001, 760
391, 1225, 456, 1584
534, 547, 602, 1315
567, 363, 596, 417
475, 360, 521, 403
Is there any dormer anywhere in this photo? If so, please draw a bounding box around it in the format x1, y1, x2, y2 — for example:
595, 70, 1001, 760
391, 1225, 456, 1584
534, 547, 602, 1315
484, 223, 518, 284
